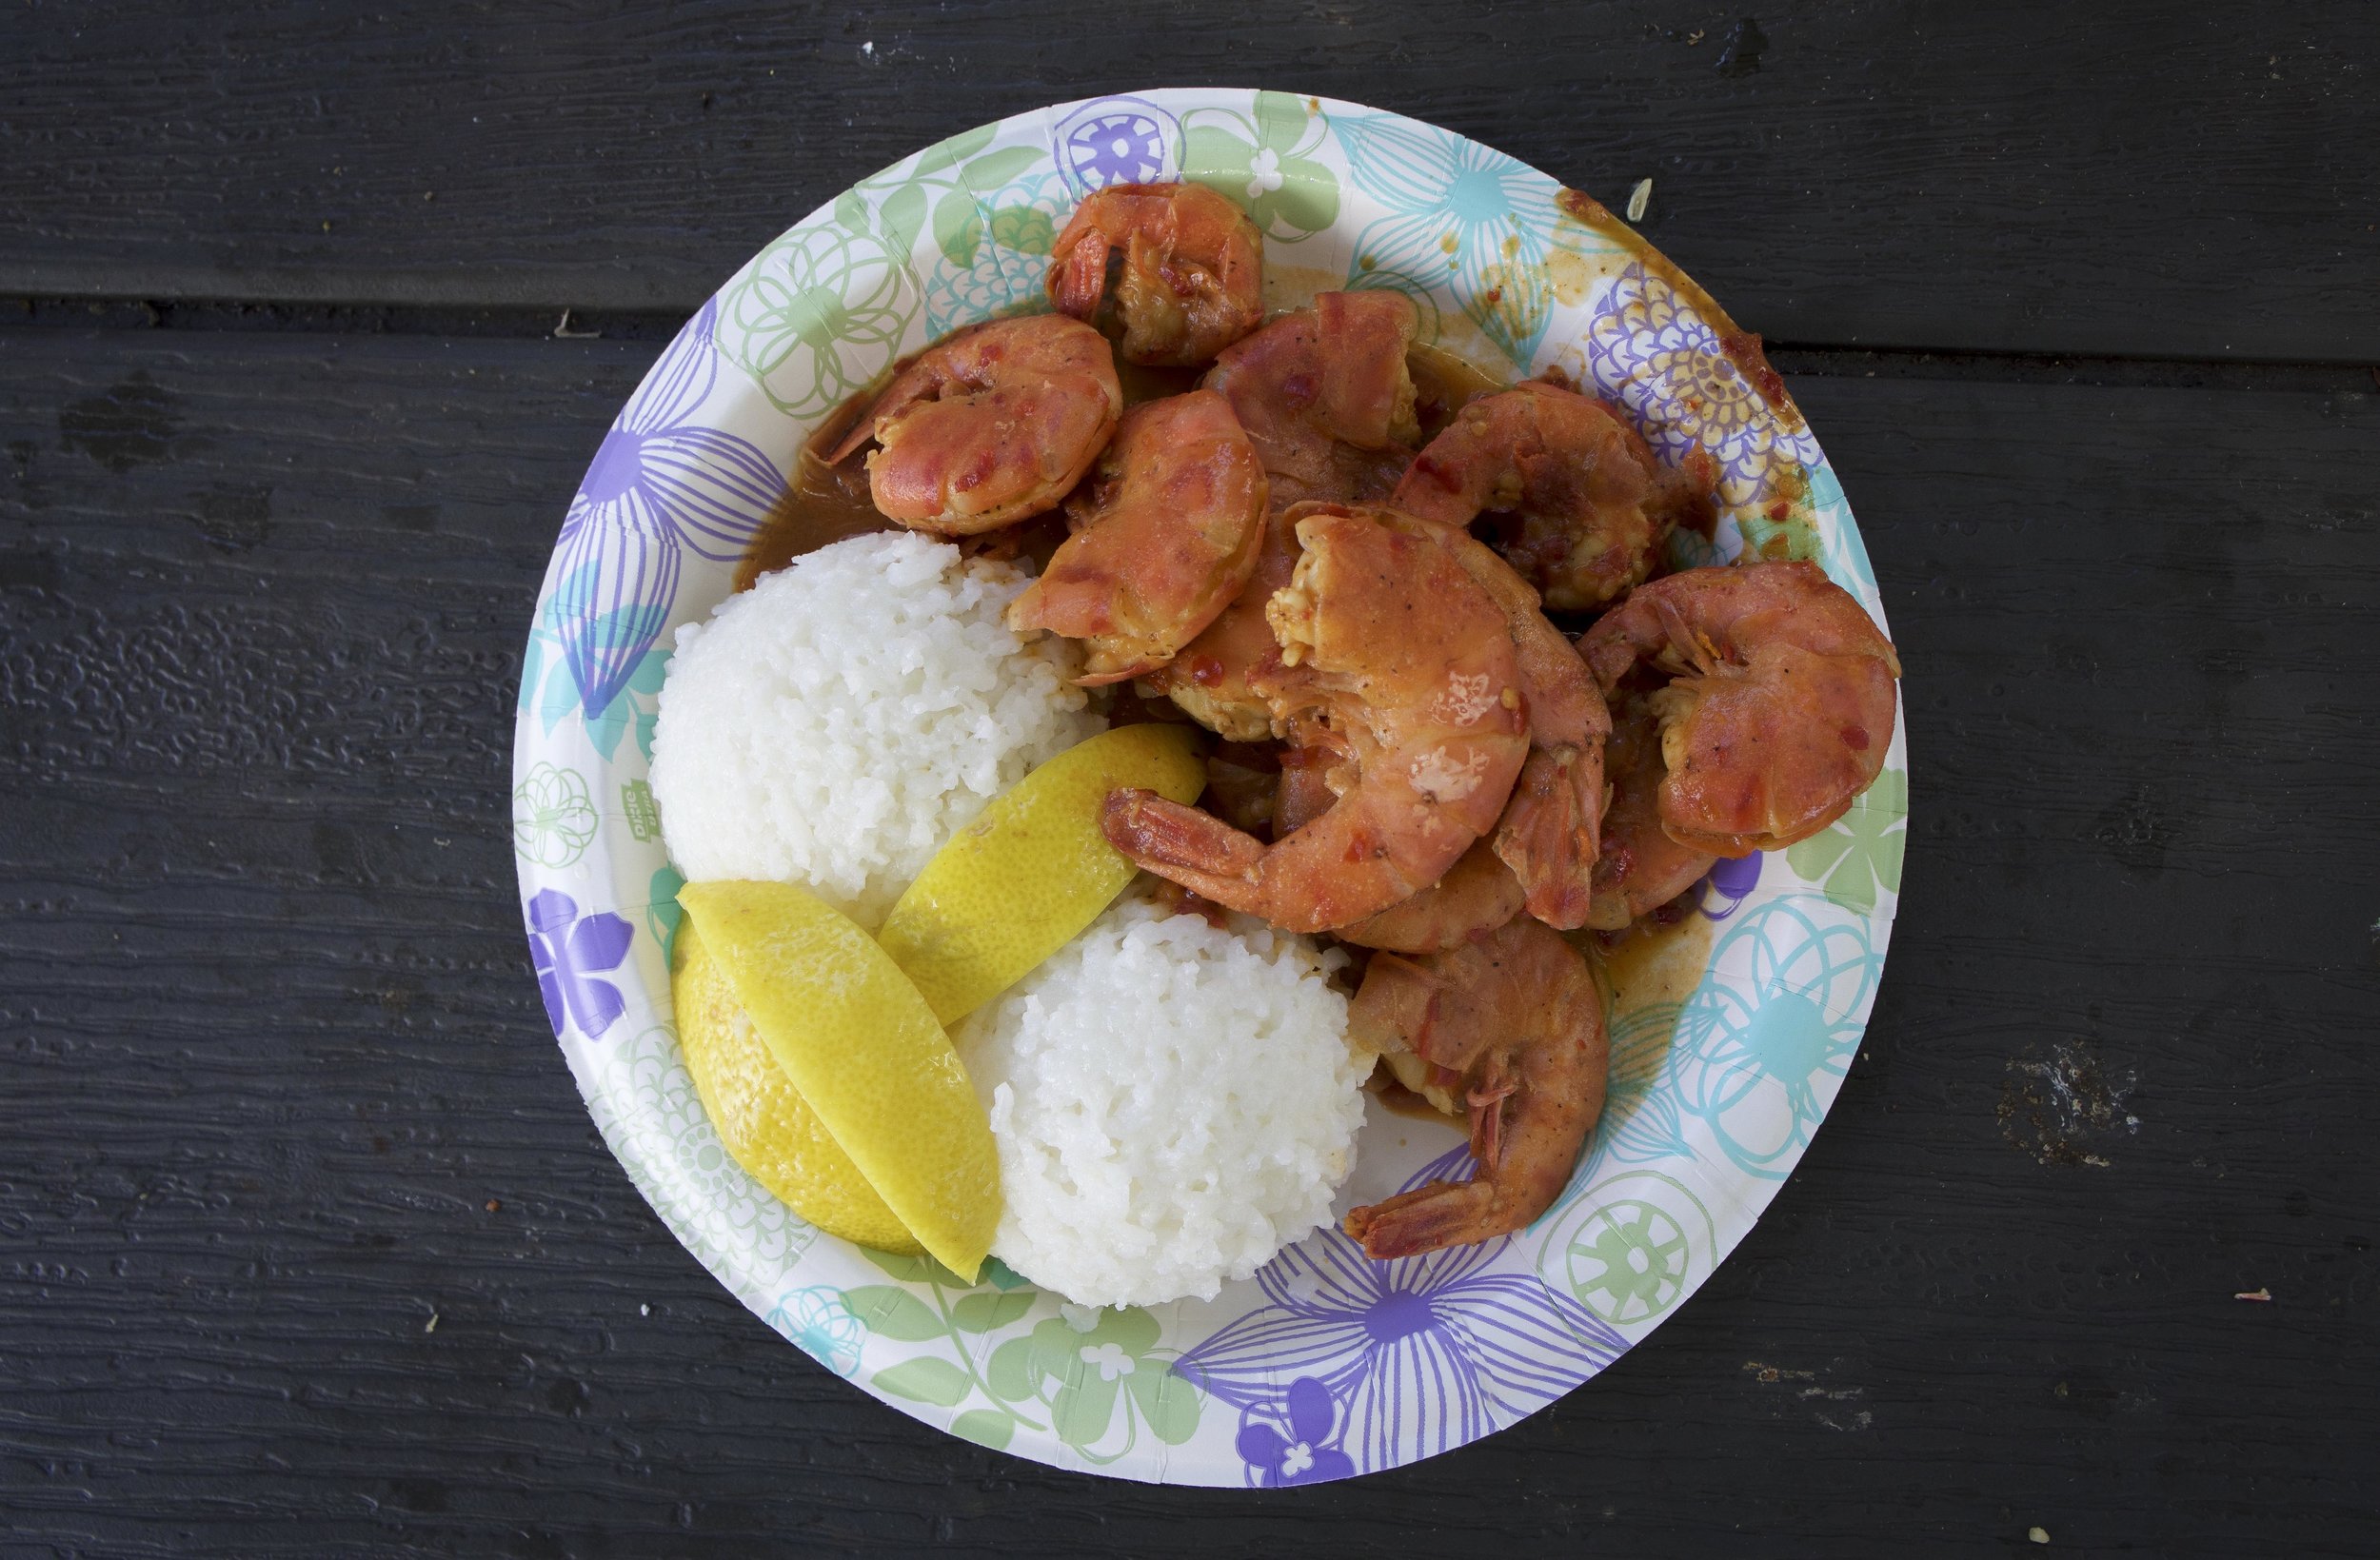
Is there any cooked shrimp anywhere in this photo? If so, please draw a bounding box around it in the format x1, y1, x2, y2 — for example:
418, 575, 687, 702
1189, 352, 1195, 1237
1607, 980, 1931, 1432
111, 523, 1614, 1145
1585, 693, 1717, 931
1005, 390, 1269, 685
1269, 726, 1339, 838
1047, 182, 1265, 365
1275, 505, 1609, 928
1199, 742, 1280, 839
828, 314, 1121, 535
1162, 503, 1609, 930
1200, 290, 1421, 506
1342, 916, 1609, 1257
1412, 517, 1612, 929
1578, 561, 1901, 854
1391, 380, 1683, 611
1102, 505, 1528, 933
1144, 505, 1308, 741
1336, 838, 1527, 953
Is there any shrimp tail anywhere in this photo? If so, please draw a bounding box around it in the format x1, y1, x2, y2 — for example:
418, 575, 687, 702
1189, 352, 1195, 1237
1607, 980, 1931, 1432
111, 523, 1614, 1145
1101, 788, 1266, 898
1343, 1179, 1499, 1260
1493, 743, 1602, 930
1049, 229, 1110, 321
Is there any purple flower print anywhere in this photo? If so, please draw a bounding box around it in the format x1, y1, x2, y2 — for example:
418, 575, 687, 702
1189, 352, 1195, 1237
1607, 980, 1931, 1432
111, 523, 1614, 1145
554, 297, 782, 716
1052, 96, 1180, 195
525, 888, 634, 1040
1176, 1146, 1626, 1473
1578, 262, 1817, 504
1235, 1376, 1357, 1488
1698, 852, 1762, 919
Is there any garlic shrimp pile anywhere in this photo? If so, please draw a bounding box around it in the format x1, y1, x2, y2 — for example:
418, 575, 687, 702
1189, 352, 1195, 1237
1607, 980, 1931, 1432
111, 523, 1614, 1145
805, 177, 1899, 1259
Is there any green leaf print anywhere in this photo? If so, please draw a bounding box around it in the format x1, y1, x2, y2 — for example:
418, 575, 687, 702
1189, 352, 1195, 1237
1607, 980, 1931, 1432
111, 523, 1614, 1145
1252, 91, 1314, 158
912, 122, 998, 179
1127, 1368, 1201, 1446
839, 1258, 1054, 1439
1183, 92, 1339, 241
934, 188, 983, 269
1784, 767, 1908, 915
879, 182, 928, 258
1052, 1365, 1124, 1448
873, 1356, 972, 1407
951, 1409, 1015, 1451
842, 1284, 947, 1342
645, 865, 684, 964
960, 146, 1040, 194
857, 1246, 968, 1288
1010, 1307, 1181, 1453
985, 1336, 1035, 1402
987, 205, 1055, 257
951, 1291, 1035, 1333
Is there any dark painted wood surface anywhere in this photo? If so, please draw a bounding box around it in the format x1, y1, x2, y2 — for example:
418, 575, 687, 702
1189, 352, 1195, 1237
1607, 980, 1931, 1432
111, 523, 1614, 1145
6, 1, 2379, 361
4, 329, 2374, 1557
5, 6, 2379, 1555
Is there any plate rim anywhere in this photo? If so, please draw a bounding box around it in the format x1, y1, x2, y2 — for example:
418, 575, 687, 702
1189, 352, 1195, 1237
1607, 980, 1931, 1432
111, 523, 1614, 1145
511, 86, 1907, 1486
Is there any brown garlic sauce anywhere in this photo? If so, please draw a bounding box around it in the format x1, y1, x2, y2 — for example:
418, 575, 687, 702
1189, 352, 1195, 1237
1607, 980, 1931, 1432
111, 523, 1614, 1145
736, 328, 1510, 591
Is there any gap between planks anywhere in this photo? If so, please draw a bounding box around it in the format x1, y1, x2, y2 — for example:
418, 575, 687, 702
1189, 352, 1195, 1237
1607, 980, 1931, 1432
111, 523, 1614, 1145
4, 295, 2375, 397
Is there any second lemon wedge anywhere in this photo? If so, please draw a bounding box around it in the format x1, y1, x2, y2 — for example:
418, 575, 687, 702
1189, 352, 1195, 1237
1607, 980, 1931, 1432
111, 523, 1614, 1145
878, 722, 1207, 1026
670, 918, 922, 1255
676, 879, 999, 1282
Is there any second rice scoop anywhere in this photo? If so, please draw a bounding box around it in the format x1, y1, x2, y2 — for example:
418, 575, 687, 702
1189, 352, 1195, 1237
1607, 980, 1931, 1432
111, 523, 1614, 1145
956, 892, 1369, 1309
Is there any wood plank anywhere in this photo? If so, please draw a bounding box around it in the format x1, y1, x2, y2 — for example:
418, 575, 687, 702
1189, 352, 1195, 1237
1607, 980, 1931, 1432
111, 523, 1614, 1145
5, 2, 2377, 361
2, 328, 2376, 1555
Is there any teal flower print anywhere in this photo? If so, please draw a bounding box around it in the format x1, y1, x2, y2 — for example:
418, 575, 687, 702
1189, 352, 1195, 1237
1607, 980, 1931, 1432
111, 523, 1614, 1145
1805, 461, 1881, 601
519, 586, 670, 764
921, 167, 1074, 337
770, 1287, 866, 1377
1577, 999, 1696, 1181
1334, 111, 1567, 365
1671, 899, 1879, 1178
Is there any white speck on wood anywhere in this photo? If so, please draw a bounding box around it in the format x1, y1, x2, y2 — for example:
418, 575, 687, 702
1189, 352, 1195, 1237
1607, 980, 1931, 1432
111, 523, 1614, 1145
1626, 178, 1653, 221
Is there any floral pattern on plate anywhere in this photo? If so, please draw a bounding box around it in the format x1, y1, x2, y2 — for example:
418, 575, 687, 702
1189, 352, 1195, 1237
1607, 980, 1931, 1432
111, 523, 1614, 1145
515, 89, 1906, 1485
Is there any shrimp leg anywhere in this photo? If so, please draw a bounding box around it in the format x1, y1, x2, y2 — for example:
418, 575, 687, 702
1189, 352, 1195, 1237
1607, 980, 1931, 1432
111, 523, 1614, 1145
1343, 918, 1610, 1258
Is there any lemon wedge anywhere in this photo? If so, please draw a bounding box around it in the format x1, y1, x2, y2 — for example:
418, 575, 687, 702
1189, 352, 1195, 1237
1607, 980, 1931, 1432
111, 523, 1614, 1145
670, 918, 922, 1255
676, 879, 999, 1282
879, 722, 1207, 1025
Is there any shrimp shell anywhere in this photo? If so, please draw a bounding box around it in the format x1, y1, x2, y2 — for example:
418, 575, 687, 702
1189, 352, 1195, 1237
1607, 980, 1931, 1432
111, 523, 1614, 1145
828, 314, 1121, 535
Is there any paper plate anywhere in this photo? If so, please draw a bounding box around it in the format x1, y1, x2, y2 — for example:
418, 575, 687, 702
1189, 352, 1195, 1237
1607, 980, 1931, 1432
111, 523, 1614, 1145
511, 89, 1905, 1485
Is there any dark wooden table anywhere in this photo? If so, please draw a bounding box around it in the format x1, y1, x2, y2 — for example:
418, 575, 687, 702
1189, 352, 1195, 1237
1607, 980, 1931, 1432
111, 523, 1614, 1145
5, 5, 2377, 1555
